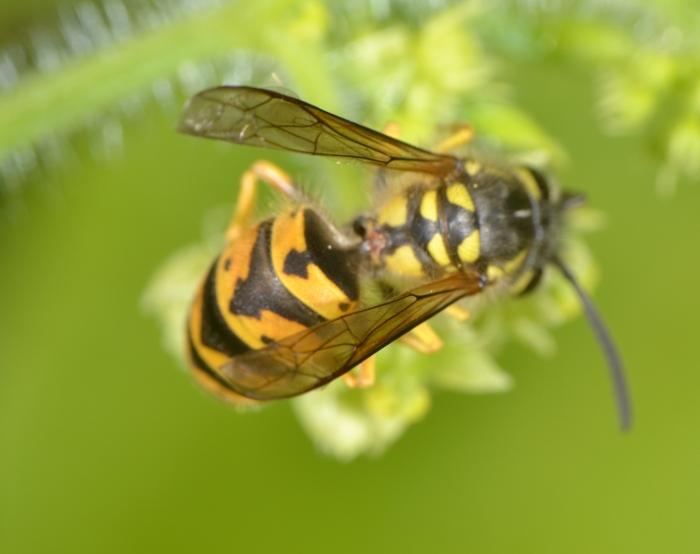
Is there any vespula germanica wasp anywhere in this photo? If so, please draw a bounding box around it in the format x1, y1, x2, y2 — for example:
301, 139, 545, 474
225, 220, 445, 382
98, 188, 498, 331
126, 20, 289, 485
177, 86, 631, 429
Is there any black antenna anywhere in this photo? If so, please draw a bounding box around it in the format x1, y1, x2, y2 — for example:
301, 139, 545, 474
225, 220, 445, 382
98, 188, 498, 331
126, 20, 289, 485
552, 257, 632, 431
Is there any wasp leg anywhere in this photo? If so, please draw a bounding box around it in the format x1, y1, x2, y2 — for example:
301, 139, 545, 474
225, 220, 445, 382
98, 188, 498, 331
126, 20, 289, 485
342, 356, 376, 388
432, 124, 474, 154
226, 160, 302, 243
400, 322, 444, 354
372, 279, 446, 354
341, 321, 444, 387
248, 159, 303, 201
445, 304, 471, 323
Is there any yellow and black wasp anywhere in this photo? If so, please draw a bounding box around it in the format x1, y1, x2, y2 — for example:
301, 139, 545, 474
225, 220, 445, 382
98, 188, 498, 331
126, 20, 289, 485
177, 86, 631, 429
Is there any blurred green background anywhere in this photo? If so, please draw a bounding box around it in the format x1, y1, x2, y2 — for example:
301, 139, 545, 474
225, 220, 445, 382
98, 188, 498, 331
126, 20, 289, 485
2, 1, 700, 552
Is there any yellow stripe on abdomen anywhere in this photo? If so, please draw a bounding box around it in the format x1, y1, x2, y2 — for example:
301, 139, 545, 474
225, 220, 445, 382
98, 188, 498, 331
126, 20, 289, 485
271, 210, 358, 321
228, 310, 309, 349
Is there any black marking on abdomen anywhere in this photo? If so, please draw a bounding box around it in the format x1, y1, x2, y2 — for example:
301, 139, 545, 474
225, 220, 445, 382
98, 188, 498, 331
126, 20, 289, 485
283, 249, 310, 279
187, 334, 237, 390
230, 220, 326, 327
281, 209, 361, 301
199, 259, 251, 358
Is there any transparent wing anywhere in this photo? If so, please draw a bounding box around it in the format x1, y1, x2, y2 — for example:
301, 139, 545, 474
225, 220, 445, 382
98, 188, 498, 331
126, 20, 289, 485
217, 272, 484, 400
177, 86, 460, 175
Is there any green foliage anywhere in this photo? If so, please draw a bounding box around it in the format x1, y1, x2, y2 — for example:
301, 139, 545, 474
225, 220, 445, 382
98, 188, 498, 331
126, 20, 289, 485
142, 197, 602, 461
2, 0, 697, 198
3, 0, 695, 458
476, 0, 700, 192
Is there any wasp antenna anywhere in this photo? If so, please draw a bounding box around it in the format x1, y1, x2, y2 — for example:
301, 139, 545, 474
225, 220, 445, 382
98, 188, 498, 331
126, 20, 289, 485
552, 257, 632, 432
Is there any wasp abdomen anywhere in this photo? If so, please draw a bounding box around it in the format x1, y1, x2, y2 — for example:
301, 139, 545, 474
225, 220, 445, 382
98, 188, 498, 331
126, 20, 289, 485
187, 207, 361, 401
271, 208, 362, 320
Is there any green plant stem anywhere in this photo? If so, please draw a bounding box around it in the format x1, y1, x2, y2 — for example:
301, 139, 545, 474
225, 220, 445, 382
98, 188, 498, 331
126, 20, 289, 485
0, 0, 337, 155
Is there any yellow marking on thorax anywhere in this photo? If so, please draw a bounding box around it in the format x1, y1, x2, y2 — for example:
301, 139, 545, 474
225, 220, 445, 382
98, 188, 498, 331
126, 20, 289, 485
457, 230, 480, 263
420, 190, 438, 222
513, 167, 541, 200
503, 248, 529, 275
486, 264, 504, 281
271, 210, 357, 321
427, 234, 452, 268
384, 245, 425, 277
446, 184, 474, 212
465, 159, 482, 176
377, 195, 409, 227
486, 249, 530, 283
509, 268, 537, 296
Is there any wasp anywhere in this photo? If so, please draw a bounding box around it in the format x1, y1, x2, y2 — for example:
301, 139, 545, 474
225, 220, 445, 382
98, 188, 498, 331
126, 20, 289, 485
177, 86, 631, 429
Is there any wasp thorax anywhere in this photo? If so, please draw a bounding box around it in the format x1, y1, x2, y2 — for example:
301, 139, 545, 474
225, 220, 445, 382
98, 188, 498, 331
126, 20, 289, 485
179, 86, 627, 430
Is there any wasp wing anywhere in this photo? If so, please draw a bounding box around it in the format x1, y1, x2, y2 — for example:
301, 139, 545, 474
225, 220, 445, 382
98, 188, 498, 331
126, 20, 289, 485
217, 272, 483, 400
177, 86, 460, 175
